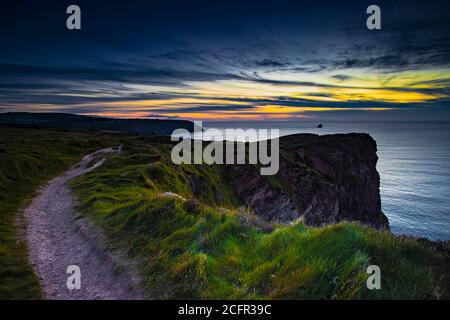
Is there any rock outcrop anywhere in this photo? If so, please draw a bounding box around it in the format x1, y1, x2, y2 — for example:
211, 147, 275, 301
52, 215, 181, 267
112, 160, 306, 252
226, 133, 389, 230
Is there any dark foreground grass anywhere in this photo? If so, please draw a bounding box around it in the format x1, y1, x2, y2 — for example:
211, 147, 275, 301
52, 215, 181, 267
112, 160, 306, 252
71, 136, 449, 299
0, 126, 120, 299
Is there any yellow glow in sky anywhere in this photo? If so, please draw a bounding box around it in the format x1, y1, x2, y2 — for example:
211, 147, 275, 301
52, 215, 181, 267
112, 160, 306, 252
35, 68, 450, 120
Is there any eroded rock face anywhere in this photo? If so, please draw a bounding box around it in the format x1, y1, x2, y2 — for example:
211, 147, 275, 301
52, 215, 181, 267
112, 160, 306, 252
226, 133, 389, 230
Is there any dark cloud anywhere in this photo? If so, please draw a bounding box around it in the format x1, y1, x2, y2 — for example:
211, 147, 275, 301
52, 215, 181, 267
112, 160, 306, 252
254, 59, 291, 68
143, 104, 257, 113
331, 75, 353, 81
0, 62, 242, 86
0, 0, 449, 119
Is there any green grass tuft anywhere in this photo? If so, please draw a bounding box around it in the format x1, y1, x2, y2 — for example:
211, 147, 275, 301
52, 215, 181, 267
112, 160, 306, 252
1, 126, 447, 299
71, 136, 449, 299
0, 126, 120, 299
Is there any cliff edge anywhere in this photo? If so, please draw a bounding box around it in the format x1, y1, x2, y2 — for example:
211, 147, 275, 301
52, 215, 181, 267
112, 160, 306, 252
227, 133, 389, 230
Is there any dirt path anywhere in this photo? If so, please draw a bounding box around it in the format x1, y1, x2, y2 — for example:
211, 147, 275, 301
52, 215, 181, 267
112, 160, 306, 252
24, 146, 144, 300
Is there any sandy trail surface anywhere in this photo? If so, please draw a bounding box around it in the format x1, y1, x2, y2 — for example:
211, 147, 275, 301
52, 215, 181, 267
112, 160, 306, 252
24, 146, 144, 300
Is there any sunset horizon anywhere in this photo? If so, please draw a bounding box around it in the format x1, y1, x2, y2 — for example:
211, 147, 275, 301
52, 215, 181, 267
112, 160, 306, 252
1, 0, 449, 305
1, 0, 450, 121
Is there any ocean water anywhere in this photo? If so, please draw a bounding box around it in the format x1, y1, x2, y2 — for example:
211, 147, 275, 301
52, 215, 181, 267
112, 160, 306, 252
201, 121, 450, 240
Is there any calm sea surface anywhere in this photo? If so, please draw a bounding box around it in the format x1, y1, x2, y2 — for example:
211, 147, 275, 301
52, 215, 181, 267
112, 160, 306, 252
202, 121, 450, 240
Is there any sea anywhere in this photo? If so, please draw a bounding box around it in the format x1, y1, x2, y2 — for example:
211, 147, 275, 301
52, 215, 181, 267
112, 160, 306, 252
199, 121, 450, 241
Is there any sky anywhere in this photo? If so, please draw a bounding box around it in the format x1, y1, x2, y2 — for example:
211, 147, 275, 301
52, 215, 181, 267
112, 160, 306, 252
1, 0, 450, 121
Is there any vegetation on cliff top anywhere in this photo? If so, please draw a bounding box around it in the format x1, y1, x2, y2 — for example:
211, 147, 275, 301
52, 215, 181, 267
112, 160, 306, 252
0, 126, 447, 299
0, 126, 120, 299
70, 134, 449, 299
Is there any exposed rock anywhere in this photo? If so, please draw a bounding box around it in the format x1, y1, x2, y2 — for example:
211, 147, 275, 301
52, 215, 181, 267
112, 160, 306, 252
226, 133, 389, 230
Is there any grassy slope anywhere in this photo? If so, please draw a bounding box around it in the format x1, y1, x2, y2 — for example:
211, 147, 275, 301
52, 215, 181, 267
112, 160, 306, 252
0, 126, 120, 299
71, 136, 449, 299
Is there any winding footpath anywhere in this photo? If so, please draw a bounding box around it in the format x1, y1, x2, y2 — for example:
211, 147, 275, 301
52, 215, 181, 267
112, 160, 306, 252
24, 147, 144, 300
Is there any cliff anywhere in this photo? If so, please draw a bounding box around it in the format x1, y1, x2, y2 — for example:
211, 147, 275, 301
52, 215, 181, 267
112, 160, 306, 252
0, 112, 195, 135
67, 130, 447, 299
2, 126, 447, 300
226, 133, 389, 229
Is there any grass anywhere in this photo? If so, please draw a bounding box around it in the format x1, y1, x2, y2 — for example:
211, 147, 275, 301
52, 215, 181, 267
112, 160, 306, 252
0, 126, 447, 299
70, 135, 449, 299
0, 126, 120, 299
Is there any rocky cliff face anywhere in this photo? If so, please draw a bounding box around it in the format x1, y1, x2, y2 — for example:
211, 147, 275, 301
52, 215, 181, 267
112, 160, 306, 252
226, 133, 389, 230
